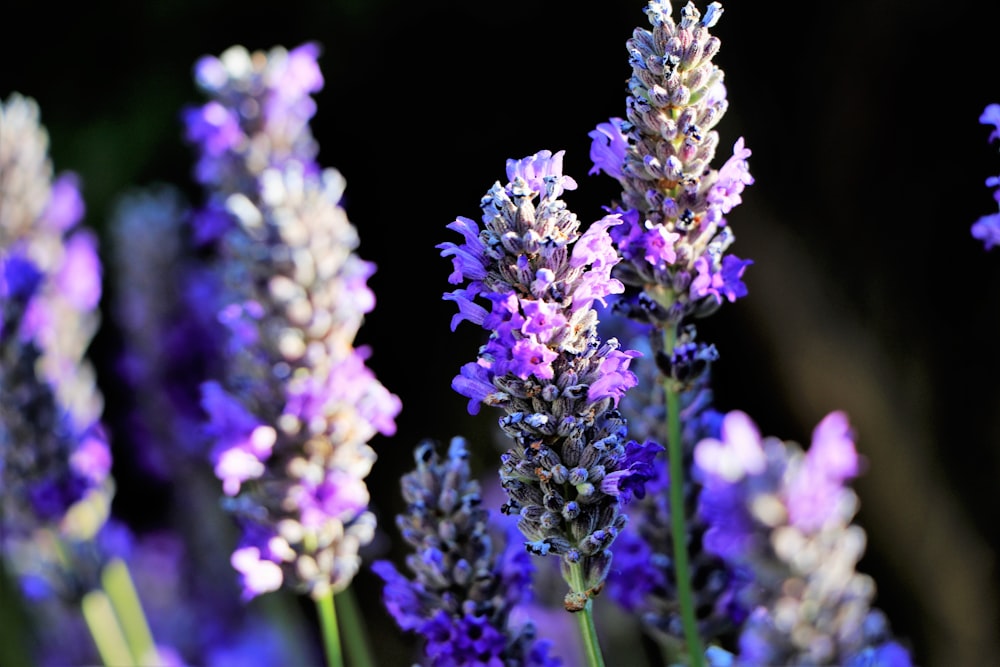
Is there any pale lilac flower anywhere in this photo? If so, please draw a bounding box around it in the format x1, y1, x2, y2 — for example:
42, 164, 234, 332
185, 44, 400, 599
0, 93, 112, 542
694, 410, 913, 665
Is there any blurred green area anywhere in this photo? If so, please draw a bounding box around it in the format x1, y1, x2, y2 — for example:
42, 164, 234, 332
2, 1, 1000, 665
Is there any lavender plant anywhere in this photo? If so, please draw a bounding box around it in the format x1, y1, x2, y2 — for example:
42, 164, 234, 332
107, 185, 317, 666
585, 1, 754, 661
439, 148, 662, 665
183, 41, 401, 666
0, 1, 954, 664
0, 93, 163, 666
373, 436, 560, 667
692, 410, 913, 665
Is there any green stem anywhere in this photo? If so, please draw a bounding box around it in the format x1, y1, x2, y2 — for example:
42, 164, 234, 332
315, 589, 343, 667
568, 563, 606, 667
334, 587, 375, 667
81, 589, 134, 667
662, 325, 706, 667
101, 557, 162, 666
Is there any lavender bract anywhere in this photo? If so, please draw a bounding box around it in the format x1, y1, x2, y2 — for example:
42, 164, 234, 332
374, 437, 560, 667
439, 149, 660, 609
693, 410, 913, 665
185, 43, 401, 600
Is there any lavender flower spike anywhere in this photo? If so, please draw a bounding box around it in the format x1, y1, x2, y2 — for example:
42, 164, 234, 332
972, 103, 1000, 250
693, 410, 913, 665
373, 437, 560, 667
439, 150, 661, 609
186, 43, 401, 600
0, 93, 112, 545
204, 163, 401, 600
589, 0, 753, 323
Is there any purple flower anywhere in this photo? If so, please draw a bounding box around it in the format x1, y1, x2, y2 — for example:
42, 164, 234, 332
40, 173, 85, 232
588, 1, 753, 323
972, 212, 1000, 250
1, 252, 43, 301
506, 149, 578, 197
588, 118, 629, 179
55, 230, 102, 311
691, 254, 753, 304
0, 93, 112, 541
974, 103, 1000, 250
373, 438, 560, 666
708, 138, 755, 217
586, 346, 641, 406
981, 103, 1000, 143
600, 439, 664, 503
694, 410, 766, 484
182, 42, 324, 193
442, 150, 652, 606
694, 409, 912, 664
186, 46, 400, 599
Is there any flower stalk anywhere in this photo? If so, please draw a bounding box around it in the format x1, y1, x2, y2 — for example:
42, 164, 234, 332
663, 325, 705, 666
569, 562, 607, 667
334, 588, 375, 667
316, 589, 343, 667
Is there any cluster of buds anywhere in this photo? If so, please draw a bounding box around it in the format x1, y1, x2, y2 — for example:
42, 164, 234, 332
184, 44, 400, 600
589, 0, 753, 325
0, 93, 111, 555
439, 150, 660, 608
373, 437, 559, 666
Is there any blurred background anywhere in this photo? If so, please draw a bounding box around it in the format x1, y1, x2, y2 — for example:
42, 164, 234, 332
2, 0, 1000, 665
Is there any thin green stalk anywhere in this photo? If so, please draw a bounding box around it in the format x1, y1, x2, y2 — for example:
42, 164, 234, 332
101, 557, 162, 666
662, 325, 706, 667
315, 589, 343, 667
334, 587, 375, 667
568, 562, 606, 667
81, 589, 134, 667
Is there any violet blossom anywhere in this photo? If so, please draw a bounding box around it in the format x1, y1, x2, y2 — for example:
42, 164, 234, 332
184, 43, 401, 601
373, 437, 560, 666
693, 410, 913, 665
588, 0, 753, 325
439, 149, 660, 609
972, 103, 1000, 250
0, 92, 118, 665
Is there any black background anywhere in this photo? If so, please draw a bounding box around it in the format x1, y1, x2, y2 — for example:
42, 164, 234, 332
3, 1, 1000, 665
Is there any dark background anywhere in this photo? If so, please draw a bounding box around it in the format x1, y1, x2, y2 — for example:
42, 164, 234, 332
3, 1, 1000, 665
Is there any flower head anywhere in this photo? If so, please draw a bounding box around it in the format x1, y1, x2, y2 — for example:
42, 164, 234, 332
185, 45, 400, 600
441, 150, 658, 605
373, 437, 560, 666
0, 94, 112, 539
694, 410, 912, 665
588, 1, 753, 324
